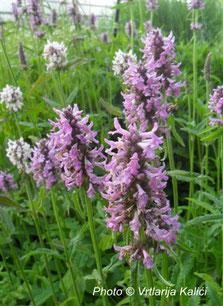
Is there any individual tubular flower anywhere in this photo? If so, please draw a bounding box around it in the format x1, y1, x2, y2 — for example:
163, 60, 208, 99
89, 13, 97, 29
6, 138, 32, 174
0, 171, 18, 194
146, 0, 159, 11
48, 104, 106, 198
208, 86, 223, 126
31, 138, 61, 189
187, 0, 205, 10
43, 40, 67, 71
112, 49, 137, 77
125, 21, 137, 38
0, 85, 23, 112
19, 42, 28, 70
102, 118, 180, 269
190, 22, 202, 31
142, 28, 183, 97
100, 32, 111, 44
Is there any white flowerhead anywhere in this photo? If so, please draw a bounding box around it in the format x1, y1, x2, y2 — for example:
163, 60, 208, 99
43, 40, 67, 71
0, 85, 23, 112
6, 137, 32, 174
112, 49, 137, 77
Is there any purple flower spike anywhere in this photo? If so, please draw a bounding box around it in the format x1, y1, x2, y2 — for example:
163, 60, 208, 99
0, 171, 18, 194
146, 0, 159, 11
187, 0, 205, 10
102, 118, 180, 269
100, 32, 111, 44
125, 21, 137, 38
31, 138, 61, 190
48, 104, 106, 198
208, 86, 223, 126
142, 28, 183, 97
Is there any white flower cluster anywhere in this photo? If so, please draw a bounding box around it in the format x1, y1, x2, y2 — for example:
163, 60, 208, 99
0, 85, 23, 112
6, 138, 32, 174
112, 49, 137, 77
43, 40, 67, 70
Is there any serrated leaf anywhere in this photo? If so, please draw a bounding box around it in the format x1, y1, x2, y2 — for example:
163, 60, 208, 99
99, 98, 123, 116
0, 195, 23, 209
177, 239, 197, 253
186, 198, 217, 213
21, 248, 61, 260
0, 207, 15, 236
186, 214, 223, 226
167, 170, 213, 184
201, 127, 223, 141
32, 287, 52, 306
153, 265, 175, 287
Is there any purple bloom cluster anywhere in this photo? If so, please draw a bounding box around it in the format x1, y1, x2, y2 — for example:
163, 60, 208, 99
48, 104, 106, 198
31, 138, 60, 190
190, 22, 202, 31
208, 86, 223, 126
12, 2, 23, 26
89, 13, 97, 29
120, 28, 182, 134
125, 21, 137, 38
187, 0, 205, 10
146, 0, 159, 11
102, 119, 180, 268
0, 171, 18, 194
100, 32, 111, 44
27, 0, 46, 37
69, 6, 82, 25
142, 28, 183, 97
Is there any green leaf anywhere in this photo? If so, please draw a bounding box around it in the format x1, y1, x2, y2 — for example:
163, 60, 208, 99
167, 170, 214, 184
112, 3, 128, 9
65, 87, 78, 105
32, 287, 52, 306
198, 191, 223, 209
99, 98, 123, 117
0, 207, 15, 236
27, 73, 49, 98
0, 195, 23, 209
116, 297, 130, 306
186, 214, 223, 226
43, 97, 61, 108
177, 239, 197, 253
99, 234, 113, 251
201, 127, 223, 141
194, 273, 223, 305
153, 265, 175, 287
169, 116, 185, 147
21, 248, 61, 260
186, 198, 217, 213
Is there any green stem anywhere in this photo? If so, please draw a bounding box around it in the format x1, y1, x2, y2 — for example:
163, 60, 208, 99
0, 248, 13, 286
26, 180, 58, 305
51, 187, 82, 306
145, 269, 156, 306
57, 70, 66, 107
0, 39, 18, 86
1, 224, 36, 306
130, 4, 134, 51
167, 136, 178, 215
161, 253, 168, 306
42, 210, 69, 298
83, 189, 108, 306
